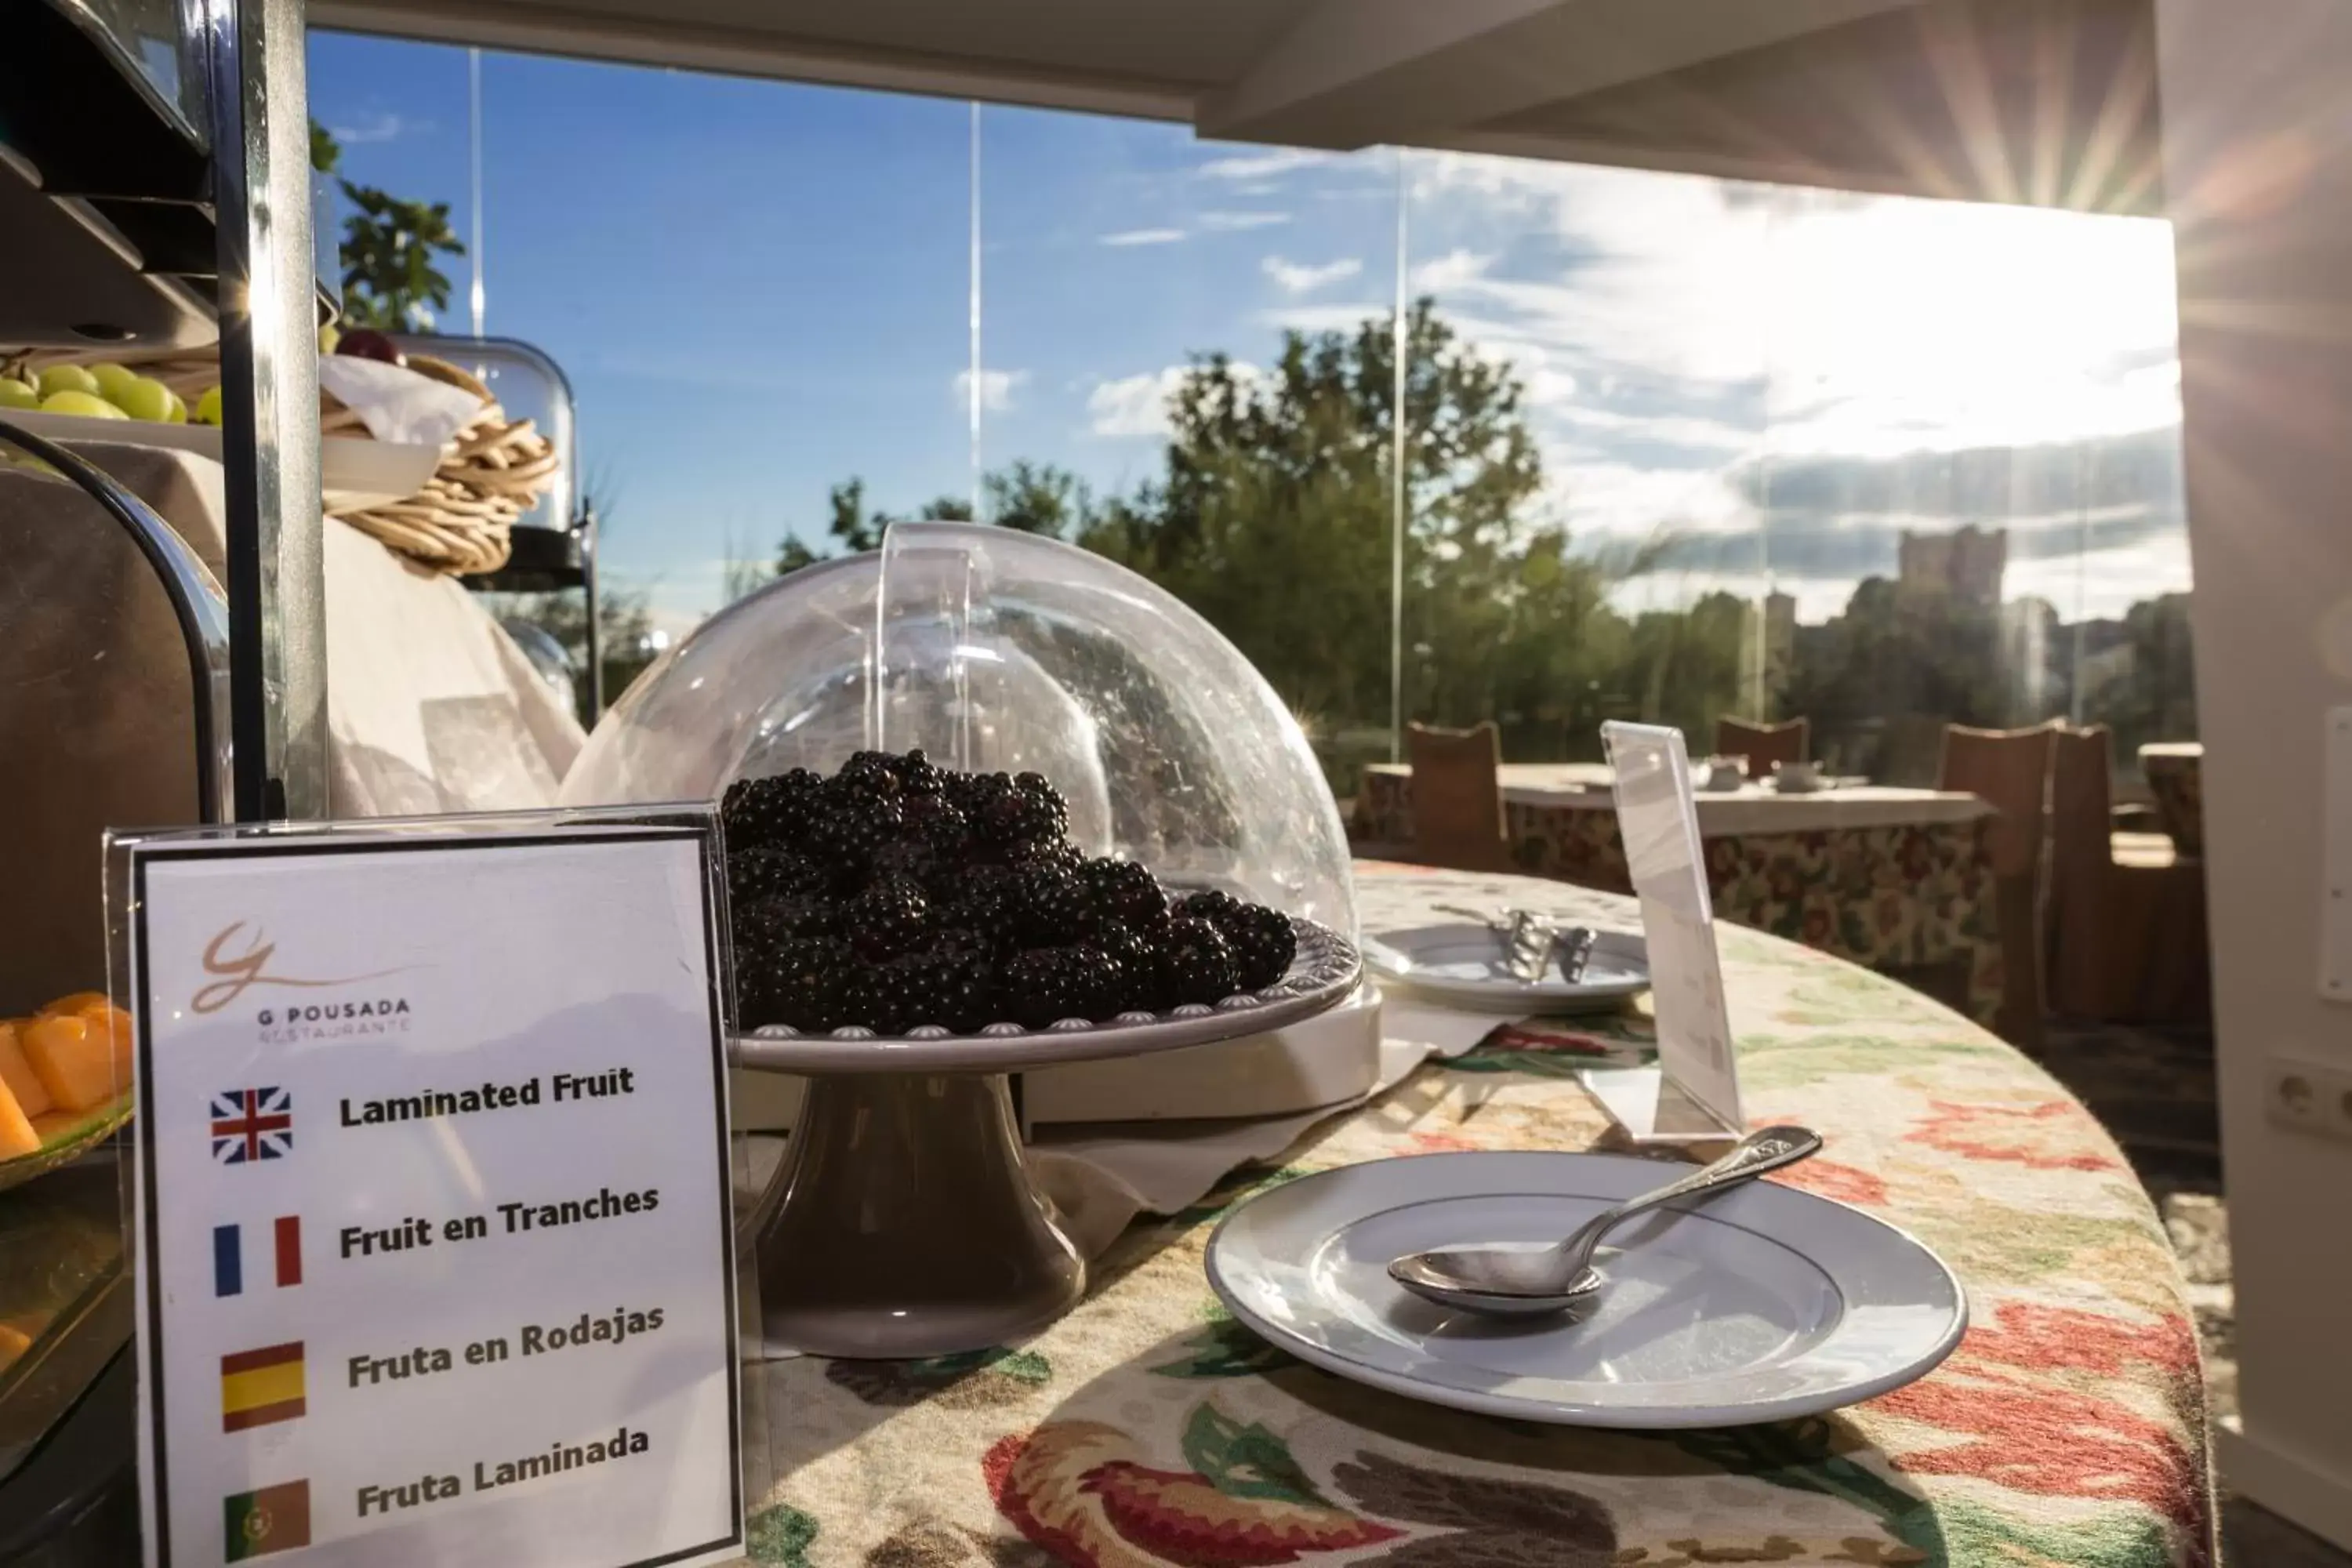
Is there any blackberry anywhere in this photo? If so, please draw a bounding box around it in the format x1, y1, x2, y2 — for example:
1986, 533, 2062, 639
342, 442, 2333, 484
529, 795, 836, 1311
804, 783, 904, 877
996, 943, 1123, 1029
972, 774, 1065, 847
1180, 891, 1296, 991
728, 844, 830, 905
1222, 905, 1298, 991
721, 769, 826, 848
940, 860, 1023, 937
869, 837, 949, 895
891, 749, 949, 797
837, 751, 905, 794
900, 793, 973, 858
890, 944, 996, 1032
841, 876, 929, 961
733, 895, 837, 950
1011, 862, 1091, 947
838, 962, 908, 1034
946, 770, 1013, 819
1003, 837, 1083, 873
1094, 924, 1156, 1014
1154, 916, 1240, 1008
1178, 889, 1246, 927
739, 936, 854, 1032
1085, 858, 1171, 934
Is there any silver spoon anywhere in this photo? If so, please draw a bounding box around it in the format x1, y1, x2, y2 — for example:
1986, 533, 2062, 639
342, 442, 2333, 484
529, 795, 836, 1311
1386, 1126, 1824, 1317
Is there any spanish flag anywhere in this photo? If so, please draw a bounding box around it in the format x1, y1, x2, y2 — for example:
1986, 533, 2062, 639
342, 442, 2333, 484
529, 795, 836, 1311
223, 1479, 310, 1561
220, 1341, 305, 1432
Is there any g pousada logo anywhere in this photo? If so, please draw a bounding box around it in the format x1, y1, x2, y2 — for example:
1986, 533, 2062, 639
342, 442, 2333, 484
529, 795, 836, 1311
194, 924, 417, 1040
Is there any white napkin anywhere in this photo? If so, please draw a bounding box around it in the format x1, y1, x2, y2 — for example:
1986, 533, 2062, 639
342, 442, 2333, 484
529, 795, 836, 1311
316, 355, 484, 448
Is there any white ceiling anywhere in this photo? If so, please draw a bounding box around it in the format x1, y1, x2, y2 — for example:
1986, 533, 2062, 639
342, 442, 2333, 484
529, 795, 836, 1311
309, 0, 2161, 212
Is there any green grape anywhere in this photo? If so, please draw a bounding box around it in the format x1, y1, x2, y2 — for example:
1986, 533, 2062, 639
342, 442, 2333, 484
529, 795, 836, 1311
0, 379, 36, 411
110, 376, 174, 423
88, 363, 140, 401
194, 386, 223, 426
164, 389, 187, 424
40, 390, 128, 419
37, 365, 100, 397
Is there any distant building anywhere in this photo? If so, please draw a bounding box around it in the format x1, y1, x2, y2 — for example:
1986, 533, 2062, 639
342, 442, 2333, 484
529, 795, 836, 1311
1897, 524, 2008, 608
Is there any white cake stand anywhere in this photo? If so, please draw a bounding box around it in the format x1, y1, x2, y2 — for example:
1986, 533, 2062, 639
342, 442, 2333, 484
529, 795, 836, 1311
731, 920, 1359, 1359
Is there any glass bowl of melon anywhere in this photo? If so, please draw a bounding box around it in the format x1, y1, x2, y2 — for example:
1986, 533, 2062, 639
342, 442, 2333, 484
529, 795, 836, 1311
0, 992, 133, 1192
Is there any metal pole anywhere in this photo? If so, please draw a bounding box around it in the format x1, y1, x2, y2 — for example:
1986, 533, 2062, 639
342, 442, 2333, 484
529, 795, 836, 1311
1388, 150, 1408, 763
468, 47, 486, 336
203, 0, 328, 820
967, 100, 983, 520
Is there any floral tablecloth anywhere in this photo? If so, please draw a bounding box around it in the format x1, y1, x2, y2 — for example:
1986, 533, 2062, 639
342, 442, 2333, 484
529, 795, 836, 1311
1356, 773, 2002, 1028
735, 864, 2212, 1568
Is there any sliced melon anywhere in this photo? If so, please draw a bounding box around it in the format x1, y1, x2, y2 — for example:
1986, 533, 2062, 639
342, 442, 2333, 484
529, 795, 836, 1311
37, 992, 109, 1017
74, 1001, 134, 1081
20, 1014, 117, 1114
0, 1081, 37, 1158
0, 1022, 51, 1117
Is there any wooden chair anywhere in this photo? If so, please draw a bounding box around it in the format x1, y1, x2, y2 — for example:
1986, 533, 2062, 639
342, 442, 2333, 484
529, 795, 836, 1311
2046, 725, 2210, 1023
1937, 721, 2060, 1048
1404, 722, 1514, 873
1715, 716, 1809, 773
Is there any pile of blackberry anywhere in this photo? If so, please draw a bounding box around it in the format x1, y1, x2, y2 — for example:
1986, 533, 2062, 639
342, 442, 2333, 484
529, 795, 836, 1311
724, 750, 1298, 1035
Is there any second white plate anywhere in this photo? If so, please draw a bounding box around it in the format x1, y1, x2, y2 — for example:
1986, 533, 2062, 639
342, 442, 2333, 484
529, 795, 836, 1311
1207, 1149, 1965, 1428
1362, 922, 1650, 1013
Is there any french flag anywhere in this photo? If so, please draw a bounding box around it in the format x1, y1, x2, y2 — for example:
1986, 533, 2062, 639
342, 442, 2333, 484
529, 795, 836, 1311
213, 1218, 301, 1297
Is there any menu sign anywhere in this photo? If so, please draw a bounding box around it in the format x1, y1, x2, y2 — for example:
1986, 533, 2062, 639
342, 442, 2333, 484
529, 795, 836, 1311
1595, 722, 1745, 1141
124, 825, 742, 1568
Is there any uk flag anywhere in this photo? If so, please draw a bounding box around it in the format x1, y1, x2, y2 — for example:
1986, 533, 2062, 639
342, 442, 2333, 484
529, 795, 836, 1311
211, 1088, 293, 1165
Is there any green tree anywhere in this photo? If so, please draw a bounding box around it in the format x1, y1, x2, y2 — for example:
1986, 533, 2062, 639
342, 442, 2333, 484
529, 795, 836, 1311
337, 185, 466, 331
307, 117, 468, 332
1080, 298, 1634, 773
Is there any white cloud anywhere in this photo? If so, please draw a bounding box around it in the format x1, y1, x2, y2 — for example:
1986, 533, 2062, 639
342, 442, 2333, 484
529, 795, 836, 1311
1261, 255, 1363, 295
1199, 210, 1291, 232
329, 110, 427, 145
1087, 369, 1187, 439
1087, 363, 1260, 439
1098, 227, 1187, 247
1195, 147, 1330, 182
952, 368, 1027, 413
1409, 248, 1492, 293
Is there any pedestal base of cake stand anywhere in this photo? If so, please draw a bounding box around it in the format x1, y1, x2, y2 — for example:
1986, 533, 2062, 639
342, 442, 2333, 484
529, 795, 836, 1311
746, 1070, 1083, 1359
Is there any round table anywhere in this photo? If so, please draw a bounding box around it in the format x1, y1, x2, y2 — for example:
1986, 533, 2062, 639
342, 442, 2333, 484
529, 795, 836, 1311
739, 862, 2213, 1568
1359, 765, 2004, 1026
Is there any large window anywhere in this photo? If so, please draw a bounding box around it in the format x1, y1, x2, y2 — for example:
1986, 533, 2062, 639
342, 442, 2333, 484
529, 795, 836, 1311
309, 36, 2193, 790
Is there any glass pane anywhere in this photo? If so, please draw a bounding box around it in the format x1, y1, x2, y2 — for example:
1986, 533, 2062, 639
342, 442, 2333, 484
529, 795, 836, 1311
975, 108, 1402, 795
1402, 153, 1773, 767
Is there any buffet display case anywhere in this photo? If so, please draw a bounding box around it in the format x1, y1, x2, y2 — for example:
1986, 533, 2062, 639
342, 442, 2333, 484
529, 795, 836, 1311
0, 0, 325, 1552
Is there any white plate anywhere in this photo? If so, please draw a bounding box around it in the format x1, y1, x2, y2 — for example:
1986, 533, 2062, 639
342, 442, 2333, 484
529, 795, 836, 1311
1206, 1150, 1966, 1428
1361, 923, 1649, 1013
3, 408, 444, 510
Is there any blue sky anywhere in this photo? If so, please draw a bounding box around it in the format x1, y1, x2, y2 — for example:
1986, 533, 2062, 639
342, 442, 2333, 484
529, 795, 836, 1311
309, 31, 2189, 635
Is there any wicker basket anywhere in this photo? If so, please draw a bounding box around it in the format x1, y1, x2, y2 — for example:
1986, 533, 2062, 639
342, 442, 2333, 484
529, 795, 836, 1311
5, 345, 561, 577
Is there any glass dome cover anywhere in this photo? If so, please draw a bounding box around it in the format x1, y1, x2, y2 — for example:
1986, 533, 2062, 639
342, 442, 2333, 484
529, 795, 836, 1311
561, 523, 1355, 935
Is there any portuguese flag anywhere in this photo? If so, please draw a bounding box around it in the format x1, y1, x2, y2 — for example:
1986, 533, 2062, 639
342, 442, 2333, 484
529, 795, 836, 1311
223, 1479, 310, 1560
